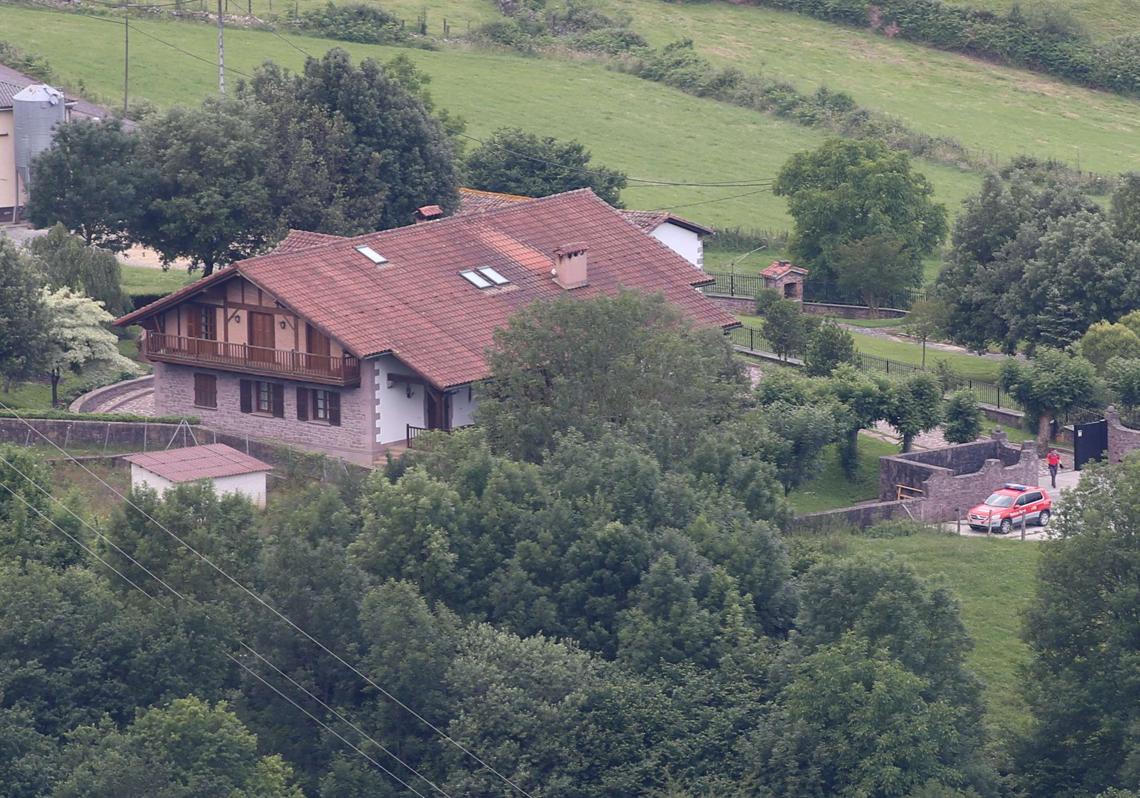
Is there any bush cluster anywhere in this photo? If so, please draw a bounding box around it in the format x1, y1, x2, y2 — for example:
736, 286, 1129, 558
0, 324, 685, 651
677, 0, 1140, 96
296, 2, 408, 45
474, 0, 646, 54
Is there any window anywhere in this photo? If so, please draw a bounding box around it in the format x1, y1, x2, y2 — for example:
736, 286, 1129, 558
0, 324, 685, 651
240, 380, 284, 418
459, 270, 492, 289
355, 245, 387, 265
297, 387, 341, 426
193, 374, 216, 409
477, 266, 509, 286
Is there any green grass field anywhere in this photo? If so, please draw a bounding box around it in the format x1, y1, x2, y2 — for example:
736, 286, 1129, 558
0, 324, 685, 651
850, 532, 1040, 740
848, 331, 1002, 381
119, 265, 194, 297
787, 435, 898, 514
617, 0, 1140, 178
0, 5, 983, 233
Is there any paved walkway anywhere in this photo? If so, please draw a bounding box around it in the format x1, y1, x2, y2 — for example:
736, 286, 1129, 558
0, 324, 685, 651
945, 456, 1081, 541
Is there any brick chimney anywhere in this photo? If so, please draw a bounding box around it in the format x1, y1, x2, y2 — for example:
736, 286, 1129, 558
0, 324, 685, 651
552, 243, 588, 289
414, 204, 443, 224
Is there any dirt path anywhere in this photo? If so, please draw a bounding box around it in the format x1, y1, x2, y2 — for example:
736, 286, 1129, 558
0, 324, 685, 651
835, 321, 1012, 362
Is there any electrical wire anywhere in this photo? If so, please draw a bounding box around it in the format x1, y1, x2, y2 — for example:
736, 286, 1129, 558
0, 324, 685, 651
455, 131, 776, 188
0, 401, 537, 798
647, 185, 773, 211
0, 472, 437, 798
0, 450, 452, 798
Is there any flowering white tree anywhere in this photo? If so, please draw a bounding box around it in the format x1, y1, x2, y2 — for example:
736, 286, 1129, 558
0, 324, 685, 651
42, 287, 138, 406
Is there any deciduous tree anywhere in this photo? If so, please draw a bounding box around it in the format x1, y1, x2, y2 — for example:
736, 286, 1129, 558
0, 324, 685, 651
774, 138, 947, 285
27, 225, 128, 316
464, 127, 627, 206
25, 119, 139, 252
942, 389, 983, 444
999, 349, 1102, 446
1077, 320, 1140, 373
886, 372, 944, 452
41, 287, 137, 406
834, 234, 920, 310
804, 319, 856, 376
133, 98, 276, 276
1018, 458, 1140, 797
0, 239, 49, 386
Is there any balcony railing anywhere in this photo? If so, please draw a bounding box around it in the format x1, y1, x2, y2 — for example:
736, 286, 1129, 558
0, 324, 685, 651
142, 332, 361, 387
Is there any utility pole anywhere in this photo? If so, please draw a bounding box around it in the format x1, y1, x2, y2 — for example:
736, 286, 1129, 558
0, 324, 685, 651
123, 4, 129, 117
217, 0, 225, 95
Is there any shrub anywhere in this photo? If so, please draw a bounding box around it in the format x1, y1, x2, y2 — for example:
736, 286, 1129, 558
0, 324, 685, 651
571, 28, 648, 54
942, 389, 983, 444
298, 3, 408, 45
0, 409, 199, 424
805, 321, 856, 376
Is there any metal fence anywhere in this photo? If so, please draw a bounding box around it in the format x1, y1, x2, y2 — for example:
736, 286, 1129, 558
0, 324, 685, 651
702, 271, 766, 299
701, 270, 921, 308
732, 324, 1020, 410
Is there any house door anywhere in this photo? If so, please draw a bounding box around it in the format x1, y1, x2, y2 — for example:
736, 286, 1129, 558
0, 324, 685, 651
424, 390, 451, 431
248, 311, 275, 362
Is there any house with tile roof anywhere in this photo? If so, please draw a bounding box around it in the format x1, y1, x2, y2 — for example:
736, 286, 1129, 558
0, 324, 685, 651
457, 187, 713, 268
115, 189, 738, 465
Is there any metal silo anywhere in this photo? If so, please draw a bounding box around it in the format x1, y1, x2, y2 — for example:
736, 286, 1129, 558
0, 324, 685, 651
13, 83, 67, 192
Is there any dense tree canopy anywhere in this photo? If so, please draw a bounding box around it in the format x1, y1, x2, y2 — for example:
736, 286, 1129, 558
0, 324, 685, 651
774, 138, 947, 290
464, 127, 628, 206
999, 349, 1103, 444
26, 118, 140, 252
28, 225, 128, 317
937, 164, 1140, 353
246, 49, 460, 235
1019, 457, 1140, 797
0, 239, 49, 385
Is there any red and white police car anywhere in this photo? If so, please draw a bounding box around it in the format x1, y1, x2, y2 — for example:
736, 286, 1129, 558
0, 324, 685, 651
966, 483, 1052, 534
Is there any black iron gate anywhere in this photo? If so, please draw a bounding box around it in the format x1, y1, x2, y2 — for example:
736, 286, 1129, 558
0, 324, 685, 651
1074, 418, 1108, 470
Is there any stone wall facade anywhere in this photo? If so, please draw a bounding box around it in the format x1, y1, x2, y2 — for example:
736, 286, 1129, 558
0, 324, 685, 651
703, 293, 908, 320
878, 431, 1038, 523
1107, 406, 1140, 463
152, 362, 377, 465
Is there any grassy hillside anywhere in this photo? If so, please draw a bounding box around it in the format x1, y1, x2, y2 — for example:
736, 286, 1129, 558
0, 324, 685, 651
937, 0, 1140, 41
850, 533, 1040, 740
617, 0, 1140, 177
0, 4, 982, 232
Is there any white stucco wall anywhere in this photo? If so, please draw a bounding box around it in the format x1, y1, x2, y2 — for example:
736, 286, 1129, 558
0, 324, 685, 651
650, 223, 703, 269
372, 355, 428, 446
130, 464, 268, 508
449, 385, 478, 429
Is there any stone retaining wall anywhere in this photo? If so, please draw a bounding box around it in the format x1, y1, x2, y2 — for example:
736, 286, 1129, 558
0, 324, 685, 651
1107, 405, 1140, 463
791, 499, 924, 531
704, 293, 908, 320
0, 417, 363, 478
69, 374, 154, 413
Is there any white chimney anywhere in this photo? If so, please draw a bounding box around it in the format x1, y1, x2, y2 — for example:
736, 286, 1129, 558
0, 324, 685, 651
552, 243, 588, 290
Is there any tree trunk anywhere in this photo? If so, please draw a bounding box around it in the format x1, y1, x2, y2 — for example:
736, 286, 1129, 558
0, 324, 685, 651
840, 427, 860, 477
921, 336, 927, 368
901, 432, 915, 453
1037, 411, 1054, 451
50, 370, 61, 407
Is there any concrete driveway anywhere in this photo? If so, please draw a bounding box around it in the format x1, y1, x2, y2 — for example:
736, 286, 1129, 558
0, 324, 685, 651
944, 460, 1081, 541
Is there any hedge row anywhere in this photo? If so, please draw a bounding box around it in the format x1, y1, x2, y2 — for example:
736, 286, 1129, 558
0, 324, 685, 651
0, 409, 199, 424
682, 0, 1139, 96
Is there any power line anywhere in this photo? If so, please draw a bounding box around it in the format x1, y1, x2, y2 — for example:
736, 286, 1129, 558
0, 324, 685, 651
0, 451, 451, 798
456, 131, 776, 188
81, 13, 253, 79
647, 185, 773, 211
0, 403, 537, 798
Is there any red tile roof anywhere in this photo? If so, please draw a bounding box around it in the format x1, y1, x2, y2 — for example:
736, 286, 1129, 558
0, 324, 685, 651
275, 229, 345, 254
760, 260, 809, 279
125, 444, 272, 482
619, 210, 714, 236
457, 187, 532, 214
118, 190, 736, 389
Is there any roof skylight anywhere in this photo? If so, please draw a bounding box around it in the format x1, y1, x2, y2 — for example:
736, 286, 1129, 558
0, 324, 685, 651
460, 270, 493, 289
355, 245, 388, 265
477, 266, 510, 286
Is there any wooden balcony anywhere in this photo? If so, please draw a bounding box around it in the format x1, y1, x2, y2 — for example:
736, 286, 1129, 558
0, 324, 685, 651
142, 332, 361, 387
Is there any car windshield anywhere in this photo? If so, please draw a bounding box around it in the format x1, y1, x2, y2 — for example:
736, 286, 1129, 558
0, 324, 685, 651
984, 493, 1015, 508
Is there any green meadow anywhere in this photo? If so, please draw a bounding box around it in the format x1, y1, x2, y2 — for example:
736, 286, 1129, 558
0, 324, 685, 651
0, 4, 984, 233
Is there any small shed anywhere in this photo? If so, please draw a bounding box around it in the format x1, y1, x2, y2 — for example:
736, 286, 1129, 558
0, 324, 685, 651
760, 260, 809, 302
125, 444, 272, 507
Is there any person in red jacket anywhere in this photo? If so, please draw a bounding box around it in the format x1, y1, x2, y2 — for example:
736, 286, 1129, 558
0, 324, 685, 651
1046, 448, 1063, 488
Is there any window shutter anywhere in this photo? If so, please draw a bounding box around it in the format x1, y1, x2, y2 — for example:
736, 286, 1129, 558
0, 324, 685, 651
328, 391, 341, 427
272, 383, 285, 418
239, 379, 252, 414
296, 387, 309, 421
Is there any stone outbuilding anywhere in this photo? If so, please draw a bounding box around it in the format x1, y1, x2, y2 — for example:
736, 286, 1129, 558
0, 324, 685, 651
760, 260, 808, 301
125, 443, 272, 507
